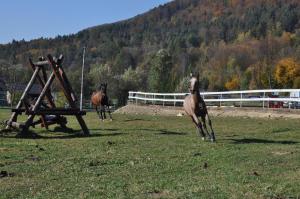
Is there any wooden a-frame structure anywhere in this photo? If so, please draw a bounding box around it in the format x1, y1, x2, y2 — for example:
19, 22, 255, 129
6, 54, 89, 135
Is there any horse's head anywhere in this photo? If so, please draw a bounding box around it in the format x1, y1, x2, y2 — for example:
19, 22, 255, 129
98, 83, 107, 93
189, 73, 199, 94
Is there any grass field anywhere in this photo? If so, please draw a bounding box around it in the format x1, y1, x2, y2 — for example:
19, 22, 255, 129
0, 109, 300, 199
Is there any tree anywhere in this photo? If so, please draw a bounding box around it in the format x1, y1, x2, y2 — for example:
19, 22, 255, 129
148, 49, 173, 92
293, 76, 300, 89
274, 58, 300, 88
112, 50, 135, 74
175, 76, 190, 92
118, 67, 144, 105
248, 60, 273, 89
225, 76, 240, 90
0, 61, 31, 106
240, 69, 252, 90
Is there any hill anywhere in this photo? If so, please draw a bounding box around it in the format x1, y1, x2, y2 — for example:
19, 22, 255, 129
0, 0, 300, 105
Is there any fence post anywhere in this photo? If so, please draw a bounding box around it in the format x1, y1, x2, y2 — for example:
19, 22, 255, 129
174, 96, 176, 107
151, 94, 153, 105
268, 93, 270, 108
135, 95, 137, 105
220, 94, 222, 107
163, 95, 165, 106
240, 93, 242, 107
263, 92, 265, 108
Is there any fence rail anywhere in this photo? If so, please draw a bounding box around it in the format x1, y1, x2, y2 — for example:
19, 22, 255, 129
128, 89, 300, 109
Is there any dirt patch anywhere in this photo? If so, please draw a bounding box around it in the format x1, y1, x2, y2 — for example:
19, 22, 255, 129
272, 151, 293, 156
147, 190, 171, 198
115, 104, 300, 119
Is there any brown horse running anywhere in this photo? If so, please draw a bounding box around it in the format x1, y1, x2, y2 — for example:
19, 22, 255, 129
91, 83, 113, 121
183, 73, 216, 142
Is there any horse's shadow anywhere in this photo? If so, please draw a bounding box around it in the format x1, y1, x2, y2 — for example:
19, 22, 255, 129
138, 128, 187, 135
230, 138, 298, 145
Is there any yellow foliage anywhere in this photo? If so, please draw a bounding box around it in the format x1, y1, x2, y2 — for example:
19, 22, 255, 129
293, 76, 300, 89
274, 58, 300, 87
225, 76, 240, 90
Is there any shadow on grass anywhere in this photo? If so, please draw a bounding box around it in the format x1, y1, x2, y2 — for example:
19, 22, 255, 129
138, 128, 187, 135
230, 138, 298, 145
49, 126, 76, 134
158, 130, 187, 135
87, 128, 119, 132
123, 118, 145, 122
0, 129, 125, 140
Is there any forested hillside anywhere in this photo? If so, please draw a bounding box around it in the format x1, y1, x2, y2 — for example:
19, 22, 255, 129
0, 0, 300, 105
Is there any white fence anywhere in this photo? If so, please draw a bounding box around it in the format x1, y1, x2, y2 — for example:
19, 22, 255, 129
128, 89, 300, 109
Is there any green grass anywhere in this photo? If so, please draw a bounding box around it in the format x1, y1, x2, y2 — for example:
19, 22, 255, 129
1, 109, 300, 199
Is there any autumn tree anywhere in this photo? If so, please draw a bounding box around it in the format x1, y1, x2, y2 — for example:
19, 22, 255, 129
225, 76, 240, 90
274, 58, 300, 88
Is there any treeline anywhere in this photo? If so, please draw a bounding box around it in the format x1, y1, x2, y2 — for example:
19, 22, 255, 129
0, 0, 300, 105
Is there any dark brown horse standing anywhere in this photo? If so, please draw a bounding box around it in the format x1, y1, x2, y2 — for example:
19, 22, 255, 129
183, 73, 216, 142
91, 83, 113, 121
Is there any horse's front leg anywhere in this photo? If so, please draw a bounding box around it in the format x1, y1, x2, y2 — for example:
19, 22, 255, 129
201, 114, 213, 141
191, 114, 206, 140
103, 106, 107, 120
206, 114, 216, 142
99, 105, 104, 121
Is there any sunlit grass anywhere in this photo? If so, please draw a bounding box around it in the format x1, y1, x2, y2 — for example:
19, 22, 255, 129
1, 109, 300, 198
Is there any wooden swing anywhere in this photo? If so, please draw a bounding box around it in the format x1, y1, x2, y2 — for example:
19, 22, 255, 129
6, 54, 89, 135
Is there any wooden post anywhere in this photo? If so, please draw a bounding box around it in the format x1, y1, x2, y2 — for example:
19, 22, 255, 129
29, 58, 56, 108
6, 67, 41, 128
47, 54, 89, 135
21, 72, 56, 134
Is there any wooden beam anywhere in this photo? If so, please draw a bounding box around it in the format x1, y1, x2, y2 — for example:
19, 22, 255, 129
34, 60, 49, 66
6, 67, 41, 128
10, 122, 25, 129
47, 54, 89, 135
21, 72, 56, 134
29, 58, 56, 108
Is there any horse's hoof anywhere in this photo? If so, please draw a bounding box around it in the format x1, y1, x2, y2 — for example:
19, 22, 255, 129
211, 138, 216, 142
110, 119, 113, 122
202, 137, 205, 141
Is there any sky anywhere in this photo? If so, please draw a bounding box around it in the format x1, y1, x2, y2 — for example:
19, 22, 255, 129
0, 0, 172, 44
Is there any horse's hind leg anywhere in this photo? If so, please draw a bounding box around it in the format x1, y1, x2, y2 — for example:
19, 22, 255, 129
95, 106, 101, 120
106, 105, 113, 121
206, 114, 216, 142
191, 114, 206, 140
201, 115, 212, 141
99, 105, 104, 121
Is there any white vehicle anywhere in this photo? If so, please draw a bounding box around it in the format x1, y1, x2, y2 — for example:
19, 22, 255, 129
290, 91, 300, 98
283, 91, 300, 108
